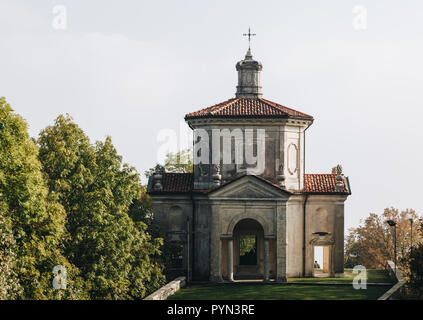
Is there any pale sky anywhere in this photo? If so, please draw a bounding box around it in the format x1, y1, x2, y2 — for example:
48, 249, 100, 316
1, 0, 422, 250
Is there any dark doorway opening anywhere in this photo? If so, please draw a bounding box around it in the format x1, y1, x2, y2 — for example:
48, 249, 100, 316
239, 235, 257, 265
231, 218, 266, 280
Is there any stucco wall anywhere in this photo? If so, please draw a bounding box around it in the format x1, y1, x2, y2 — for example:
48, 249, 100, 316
188, 119, 311, 191
305, 195, 348, 277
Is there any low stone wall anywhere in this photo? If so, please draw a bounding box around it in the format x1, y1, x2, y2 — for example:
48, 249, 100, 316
377, 261, 406, 300
143, 277, 186, 300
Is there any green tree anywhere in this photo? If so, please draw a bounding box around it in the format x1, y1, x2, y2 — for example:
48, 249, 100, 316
144, 149, 193, 179
128, 185, 153, 224
0, 201, 22, 299
401, 219, 423, 298
405, 243, 423, 297
240, 235, 256, 256
0, 97, 82, 299
37, 115, 164, 299
344, 230, 361, 268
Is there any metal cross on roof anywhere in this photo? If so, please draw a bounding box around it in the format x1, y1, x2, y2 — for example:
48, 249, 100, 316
243, 27, 256, 49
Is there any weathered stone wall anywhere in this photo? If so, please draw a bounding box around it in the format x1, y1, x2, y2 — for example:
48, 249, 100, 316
207, 175, 288, 282
151, 179, 348, 281
188, 119, 311, 191
192, 198, 211, 280
151, 195, 193, 275
151, 194, 212, 281
304, 195, 348, 277
143, 277, 186, 300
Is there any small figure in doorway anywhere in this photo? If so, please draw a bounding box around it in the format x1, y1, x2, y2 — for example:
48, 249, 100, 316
314, 260, 321, 269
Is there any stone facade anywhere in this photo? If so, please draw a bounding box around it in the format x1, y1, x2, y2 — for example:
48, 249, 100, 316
148, 49, 351, 282
188, 117, 310, 191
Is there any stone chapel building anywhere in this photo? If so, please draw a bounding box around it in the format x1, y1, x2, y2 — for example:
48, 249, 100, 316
148, 48, 351, 282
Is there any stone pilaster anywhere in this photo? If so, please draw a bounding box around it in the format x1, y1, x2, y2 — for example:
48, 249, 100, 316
209, 205, 222, 282
334, 200, 345, 276
276, 202, 287, 282
227, 237, 234, 281
264, 238, 270, 282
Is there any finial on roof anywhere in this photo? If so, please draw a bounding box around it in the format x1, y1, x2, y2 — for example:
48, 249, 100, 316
236, 28, 263, 99
332, 164, 345, 192
153, 164, 165, 191
243, 27, 256, 51
332, 164, 343, 175
245, 47, 253, 60
212, 164, 222, 187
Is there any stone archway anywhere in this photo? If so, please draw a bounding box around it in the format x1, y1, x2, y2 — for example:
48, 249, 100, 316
222, 218, 275, 281
227, 213, 273, 236
234, 219, 264, 279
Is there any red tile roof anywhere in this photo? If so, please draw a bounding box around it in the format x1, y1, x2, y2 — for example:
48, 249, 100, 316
185, 98, 313, 120
148, 173, 350, 195
304, 174, 350, 194
148, 173, 193, 193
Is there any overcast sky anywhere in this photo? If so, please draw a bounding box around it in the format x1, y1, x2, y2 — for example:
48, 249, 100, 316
1, 0, 422, 237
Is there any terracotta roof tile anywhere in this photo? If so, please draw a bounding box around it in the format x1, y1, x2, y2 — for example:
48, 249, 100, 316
148, 173, 193, 193
148, 172, 350, 195
185, 98, 313, 120
304, 174, 350, 194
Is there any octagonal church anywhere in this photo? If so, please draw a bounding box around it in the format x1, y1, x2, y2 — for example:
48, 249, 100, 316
148, 48, 351, 282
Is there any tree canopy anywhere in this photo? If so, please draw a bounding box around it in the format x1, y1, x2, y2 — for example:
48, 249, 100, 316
37, 114, 164, 299
0, 99, 165, 299
344, 208, 422, 270
0, 201, 21, 299
0, 97, 80, 299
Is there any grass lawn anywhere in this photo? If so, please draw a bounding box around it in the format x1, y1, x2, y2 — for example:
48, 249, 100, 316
168, 283, 388, 300
168, 269, 394, 300
288, 269, 394, 284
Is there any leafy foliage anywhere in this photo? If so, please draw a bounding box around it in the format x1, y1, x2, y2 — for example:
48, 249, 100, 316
344, 231, 361, 268
144, 149, 193, 179
0, 100, 164, 299
0, 97, 82, 299
128, 185, 153, 224
239, 235, 256, 256
345, 208, 421, 271
37, 114, 164, 299
405, 244, 423, 296
401, 220, 423, 298
0, 202, 22, 299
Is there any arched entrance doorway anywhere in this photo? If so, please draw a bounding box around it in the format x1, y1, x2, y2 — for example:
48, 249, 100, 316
234, 219, 263, 280
222, 218, 275, 281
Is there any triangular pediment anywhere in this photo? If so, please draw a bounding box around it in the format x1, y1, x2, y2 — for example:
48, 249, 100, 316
208, 175, 291, 200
